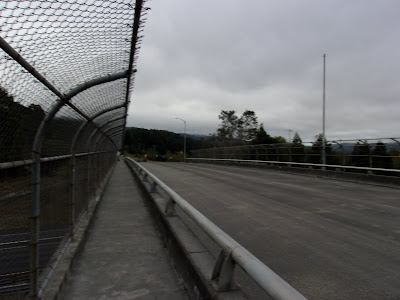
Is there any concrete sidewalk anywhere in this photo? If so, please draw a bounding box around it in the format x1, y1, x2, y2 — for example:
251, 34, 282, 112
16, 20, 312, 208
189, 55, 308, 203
61, 161, 188, 299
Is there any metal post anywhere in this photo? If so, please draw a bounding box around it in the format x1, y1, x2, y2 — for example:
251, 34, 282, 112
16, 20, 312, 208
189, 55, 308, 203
255, 146, 259, 160
86, 151, 91, 211
71, 105, 124, 213
70, 154, 76, 235
322, 54, 327, 168
175, 117, 186, 162
120, 0, 145, 150
369, 146, 373, 169
212, 249, 237, 292
288, 129, 292, 143
30, 151, 40, 298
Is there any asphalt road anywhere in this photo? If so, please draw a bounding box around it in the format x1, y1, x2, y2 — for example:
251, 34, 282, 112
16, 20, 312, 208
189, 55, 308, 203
142, 162, 400, 300
0, 229, 67, 295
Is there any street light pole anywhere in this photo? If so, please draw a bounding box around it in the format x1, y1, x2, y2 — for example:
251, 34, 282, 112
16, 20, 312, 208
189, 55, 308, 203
288, 129, 293, 163
175, 117, 186, 162
322, 54, 326, 167
287, 129, 293, 143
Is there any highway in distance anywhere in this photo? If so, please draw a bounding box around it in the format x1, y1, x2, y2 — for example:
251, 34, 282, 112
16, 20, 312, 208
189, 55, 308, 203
141, 162, 400, 300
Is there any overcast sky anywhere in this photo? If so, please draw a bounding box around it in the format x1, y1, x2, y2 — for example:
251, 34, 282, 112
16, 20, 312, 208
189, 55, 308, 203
127, 0, 400, 142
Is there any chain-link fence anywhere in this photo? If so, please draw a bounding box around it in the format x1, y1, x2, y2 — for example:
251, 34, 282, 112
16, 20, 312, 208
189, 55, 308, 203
0, 1, 148, 298
191, 138, 400, 175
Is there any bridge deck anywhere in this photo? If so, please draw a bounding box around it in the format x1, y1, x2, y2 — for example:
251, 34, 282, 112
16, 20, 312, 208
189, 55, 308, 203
61, 161, 188, 299
142, 162, 400, 300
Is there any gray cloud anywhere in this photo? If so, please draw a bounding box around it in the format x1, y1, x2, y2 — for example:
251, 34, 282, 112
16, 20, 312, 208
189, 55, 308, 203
129, 0, 400, 141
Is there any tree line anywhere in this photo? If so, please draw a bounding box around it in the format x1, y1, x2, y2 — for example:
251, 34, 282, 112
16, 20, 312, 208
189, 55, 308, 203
123, 127, 213, 161
0, 85, 112, 163
122, 109, 399, 169
0, 86, 45, 162
210, 109, 399, 170
210, 110, 286, 145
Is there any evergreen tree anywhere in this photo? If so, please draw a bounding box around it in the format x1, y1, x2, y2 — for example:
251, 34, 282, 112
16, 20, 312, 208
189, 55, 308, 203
310, 133, 333, 164
252, 124, 275, 145
351, 141, 371, 168
372, 141, 392, 169
291, 132, 305, 162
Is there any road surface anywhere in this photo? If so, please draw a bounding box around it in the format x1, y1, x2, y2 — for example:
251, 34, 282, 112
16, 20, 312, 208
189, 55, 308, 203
142, 162, 400, 300
0, 229, 67, 296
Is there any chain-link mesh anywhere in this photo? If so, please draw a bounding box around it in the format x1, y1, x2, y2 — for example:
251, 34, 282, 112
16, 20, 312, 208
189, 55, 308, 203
0, 0, 148, 298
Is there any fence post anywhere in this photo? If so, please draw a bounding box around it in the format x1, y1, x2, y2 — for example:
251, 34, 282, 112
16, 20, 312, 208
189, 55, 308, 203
86, 153, 91, 211
30, 152, 41, 299
70, 154, 76, 235
369, 147, 373, 169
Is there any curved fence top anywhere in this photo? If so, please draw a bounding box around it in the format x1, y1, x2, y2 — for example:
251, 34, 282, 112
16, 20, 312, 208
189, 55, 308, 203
0, 0, 149, 162
0, 2, 149, 298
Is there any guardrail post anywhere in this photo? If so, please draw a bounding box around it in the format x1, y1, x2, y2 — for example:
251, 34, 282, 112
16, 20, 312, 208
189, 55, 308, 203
165, 197, 176, 216
211, 249, 237, 291
369, 147, 373, 169
150, 181, 157, 193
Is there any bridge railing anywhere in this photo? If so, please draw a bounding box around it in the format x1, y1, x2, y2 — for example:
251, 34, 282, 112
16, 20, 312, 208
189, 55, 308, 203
125, 157, 308, 300
190, 137, 400, 176
185, 158, 400, 177
0, 1, 148, 298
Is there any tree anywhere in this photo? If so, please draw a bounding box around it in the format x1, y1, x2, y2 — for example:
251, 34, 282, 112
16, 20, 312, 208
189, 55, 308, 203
291, 132, 305, 162
0, 86, 45, 162
350, 141, 371, 168
237, 110, 258, 142
310, 133, 333, 164
215, 109, 286, 146
216, 110, 259, 145
389, 149, 400, 170
251, 124, 275, 145
216, 110, 239, 145
123, 127, 212, 160
292, 132, 302, 145
372, 141, 392, 169
273, 136, 287, 144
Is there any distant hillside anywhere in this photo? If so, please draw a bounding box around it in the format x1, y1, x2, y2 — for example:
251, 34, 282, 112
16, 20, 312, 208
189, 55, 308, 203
124, 127, 212, 159
179, 133, 210, 140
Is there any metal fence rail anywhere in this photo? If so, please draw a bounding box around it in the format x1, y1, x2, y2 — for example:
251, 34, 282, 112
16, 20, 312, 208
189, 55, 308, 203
191, 137, 400, 174
125, 157, 308, 300
0, 1, 148, 298
185, 158, 400, 178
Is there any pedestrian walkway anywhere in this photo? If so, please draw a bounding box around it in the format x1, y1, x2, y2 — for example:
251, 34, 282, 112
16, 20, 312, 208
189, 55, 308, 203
61, 161, 188, 299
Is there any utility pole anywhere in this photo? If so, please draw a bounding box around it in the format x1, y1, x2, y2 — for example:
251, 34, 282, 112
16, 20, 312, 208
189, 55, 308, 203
288, 129, 293, 143
288, 129, 293, 163
322, 54, 326, 168
175, 118, 186, 162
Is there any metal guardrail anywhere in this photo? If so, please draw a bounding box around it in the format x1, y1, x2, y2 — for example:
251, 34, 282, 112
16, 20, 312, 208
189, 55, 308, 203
125, 157, 307, 300
186, 158, 400, 174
